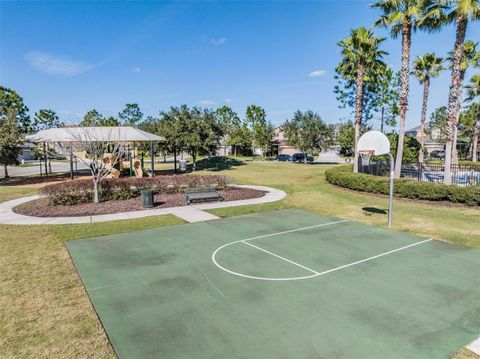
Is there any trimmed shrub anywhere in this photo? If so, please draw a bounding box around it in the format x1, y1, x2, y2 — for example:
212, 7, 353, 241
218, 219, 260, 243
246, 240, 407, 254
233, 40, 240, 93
325, 165, 480, 206
41, 174, 232, 205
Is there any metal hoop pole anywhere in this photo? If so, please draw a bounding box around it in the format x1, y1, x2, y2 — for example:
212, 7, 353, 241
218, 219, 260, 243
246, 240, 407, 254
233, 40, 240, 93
388, 153, 394, 228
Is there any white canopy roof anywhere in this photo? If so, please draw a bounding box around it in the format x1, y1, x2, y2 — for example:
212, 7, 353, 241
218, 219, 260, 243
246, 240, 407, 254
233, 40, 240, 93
26, 126, 165, 143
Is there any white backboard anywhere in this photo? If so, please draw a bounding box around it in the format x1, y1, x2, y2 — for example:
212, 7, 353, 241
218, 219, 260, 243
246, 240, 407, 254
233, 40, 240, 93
357, 130, 390, 155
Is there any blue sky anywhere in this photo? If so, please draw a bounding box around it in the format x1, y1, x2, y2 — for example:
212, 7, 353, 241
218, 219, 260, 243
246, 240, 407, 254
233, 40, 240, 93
1, 1, 479, 130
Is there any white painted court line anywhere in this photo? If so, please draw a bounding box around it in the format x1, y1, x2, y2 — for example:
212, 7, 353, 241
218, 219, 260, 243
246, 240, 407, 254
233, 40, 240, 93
242, 220, 349, 243
212, 219, 433, 281
241, 240, 319, 275
313, 238, 433, 277
211, 219, 349, 281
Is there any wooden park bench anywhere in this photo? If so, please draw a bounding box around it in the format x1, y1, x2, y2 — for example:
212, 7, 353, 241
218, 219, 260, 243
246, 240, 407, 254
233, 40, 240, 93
184, 187, 224, 205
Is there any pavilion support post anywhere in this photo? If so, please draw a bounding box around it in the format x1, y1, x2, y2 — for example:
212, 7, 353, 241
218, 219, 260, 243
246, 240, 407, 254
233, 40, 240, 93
70, 152, 74, 180
43, 142, 48, 177
150, 141, 155, 177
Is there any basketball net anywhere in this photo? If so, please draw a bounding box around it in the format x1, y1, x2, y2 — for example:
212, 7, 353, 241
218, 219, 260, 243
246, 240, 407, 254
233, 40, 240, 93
359, 150, 374, 166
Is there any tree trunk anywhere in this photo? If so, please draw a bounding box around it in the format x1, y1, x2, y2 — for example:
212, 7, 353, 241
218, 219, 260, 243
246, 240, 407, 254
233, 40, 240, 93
192, 154, 196, 171
444, 14, 467, 184
380, 106, 385, 133
472, 104, 480, 162
418, 77, 430, 163
47, 143, 52, 173
93, 179, 99, 204
234, 145, 237, 157
452, 68, 467, 165
4, 164, 9, 178
304, 151, 307, 164
353, 62, 366, 173
174, 148, 177, 174
394, 20, 412, 178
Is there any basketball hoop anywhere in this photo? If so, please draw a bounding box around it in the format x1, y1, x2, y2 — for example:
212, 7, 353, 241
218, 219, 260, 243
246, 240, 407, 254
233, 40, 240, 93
357, 130, 394, 228
359, 150, 374, 166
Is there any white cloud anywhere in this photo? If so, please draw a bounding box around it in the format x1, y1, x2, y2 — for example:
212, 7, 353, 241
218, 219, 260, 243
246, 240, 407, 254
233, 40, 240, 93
199, 99, 216, 106
308, 70, 326, 77
224, 98, 232, 103
25, 51, 94, 77
211, 37, 227, 45
132, 66, 142, 73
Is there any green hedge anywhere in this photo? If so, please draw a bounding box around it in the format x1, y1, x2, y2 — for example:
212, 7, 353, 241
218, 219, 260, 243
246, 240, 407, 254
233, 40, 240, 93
325, 165, 480, 206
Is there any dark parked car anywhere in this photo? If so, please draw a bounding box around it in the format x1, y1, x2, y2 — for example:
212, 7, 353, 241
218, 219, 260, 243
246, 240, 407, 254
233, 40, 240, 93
292, 153, 314, 163
430, 150, 445, 159
276, 154, 293, 162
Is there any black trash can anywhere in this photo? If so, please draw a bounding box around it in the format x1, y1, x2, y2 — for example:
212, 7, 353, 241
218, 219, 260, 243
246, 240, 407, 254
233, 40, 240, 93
140, 189, 154, 208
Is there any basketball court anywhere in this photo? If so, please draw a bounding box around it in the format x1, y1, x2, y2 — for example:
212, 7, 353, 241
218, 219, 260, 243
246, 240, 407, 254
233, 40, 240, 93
67, 209, 480, 358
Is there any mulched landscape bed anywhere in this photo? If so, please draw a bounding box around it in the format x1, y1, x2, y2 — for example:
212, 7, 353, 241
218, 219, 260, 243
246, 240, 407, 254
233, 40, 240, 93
14, 186, 266, 217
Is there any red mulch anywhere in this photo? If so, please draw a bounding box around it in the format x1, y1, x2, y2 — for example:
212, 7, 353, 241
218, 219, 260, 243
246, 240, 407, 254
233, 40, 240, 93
14, 187, 266, 217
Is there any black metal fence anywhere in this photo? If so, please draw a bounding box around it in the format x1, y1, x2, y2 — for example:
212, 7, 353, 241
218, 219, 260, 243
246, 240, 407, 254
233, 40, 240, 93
359, 159, 480, 187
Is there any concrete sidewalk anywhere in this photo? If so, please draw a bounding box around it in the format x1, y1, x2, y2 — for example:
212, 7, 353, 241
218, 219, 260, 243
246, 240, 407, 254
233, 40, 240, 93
0, 185, 286, 225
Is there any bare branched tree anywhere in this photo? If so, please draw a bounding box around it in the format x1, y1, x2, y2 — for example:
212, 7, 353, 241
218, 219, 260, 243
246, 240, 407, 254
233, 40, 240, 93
58, 127, 126, 203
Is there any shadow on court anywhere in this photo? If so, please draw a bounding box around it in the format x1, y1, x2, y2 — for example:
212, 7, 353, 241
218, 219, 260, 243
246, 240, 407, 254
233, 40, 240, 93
66, 209, 480, 359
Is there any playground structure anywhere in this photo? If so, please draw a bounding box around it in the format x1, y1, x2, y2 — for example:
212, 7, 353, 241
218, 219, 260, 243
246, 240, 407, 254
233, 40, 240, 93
25, 126, 165, 180
102, 152, 150, 179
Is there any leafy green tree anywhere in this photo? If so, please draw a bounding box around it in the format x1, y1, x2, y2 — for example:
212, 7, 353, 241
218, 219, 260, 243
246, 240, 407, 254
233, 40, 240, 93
0, 109, 25, 178
437, 0, 480, 183
80, 109, 103, 126
387, 133, 420, 164
372, 0, 441, 177
118, 103, 143, 127
245, 105, 268, 156
157, 106, 189, 172
283, 111, 334, 163
458, 103, 478, 159
336, 121, 355, 156
447, 40, 479, 164
412, 53, 445, 162
232, 122, 253, 156
334, 75, 380, 125
336, 27, 387, 172
138, 116, 170, 161
80, 109, 119, 126
33, 109, 63, 131
33, 109, 64, 173
216, 106, 244, 155
0, 86, 31, 133
427, 106, 448, 144
464, 74, 480, 161
100, 116, 120, 126
373, 68, 400, 132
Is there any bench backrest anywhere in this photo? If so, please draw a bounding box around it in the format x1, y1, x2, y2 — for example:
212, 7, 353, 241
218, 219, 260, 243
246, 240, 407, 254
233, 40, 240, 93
184, 187, 218, 194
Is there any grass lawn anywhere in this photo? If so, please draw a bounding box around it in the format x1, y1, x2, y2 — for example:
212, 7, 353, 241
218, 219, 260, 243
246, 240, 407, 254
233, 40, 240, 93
0, 159, 478, 358
202, 161, 480, 248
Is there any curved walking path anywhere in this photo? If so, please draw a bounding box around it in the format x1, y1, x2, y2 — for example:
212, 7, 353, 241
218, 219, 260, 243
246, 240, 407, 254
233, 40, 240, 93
0, 185, 286, 225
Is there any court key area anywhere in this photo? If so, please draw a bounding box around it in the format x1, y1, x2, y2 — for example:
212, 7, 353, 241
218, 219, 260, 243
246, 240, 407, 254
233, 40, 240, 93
67, 209, 480, 358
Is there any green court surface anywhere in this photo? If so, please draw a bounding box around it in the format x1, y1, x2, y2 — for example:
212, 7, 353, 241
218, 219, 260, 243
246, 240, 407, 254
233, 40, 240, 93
66, 209, 480, 359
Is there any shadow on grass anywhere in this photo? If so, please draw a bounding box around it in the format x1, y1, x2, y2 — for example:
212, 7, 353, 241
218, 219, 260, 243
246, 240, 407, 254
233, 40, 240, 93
362, 207, 387, 216
192, 157, 246, 171
0, 170, 91, 186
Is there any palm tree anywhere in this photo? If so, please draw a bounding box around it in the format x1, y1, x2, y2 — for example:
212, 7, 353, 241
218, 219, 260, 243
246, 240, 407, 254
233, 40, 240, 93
465, 74, 480, 161
412, 53, 445, 162
442, 0, 480, 184
372, 0, 440, 178
336, 27, 387, 172
447, 40, 479, 164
